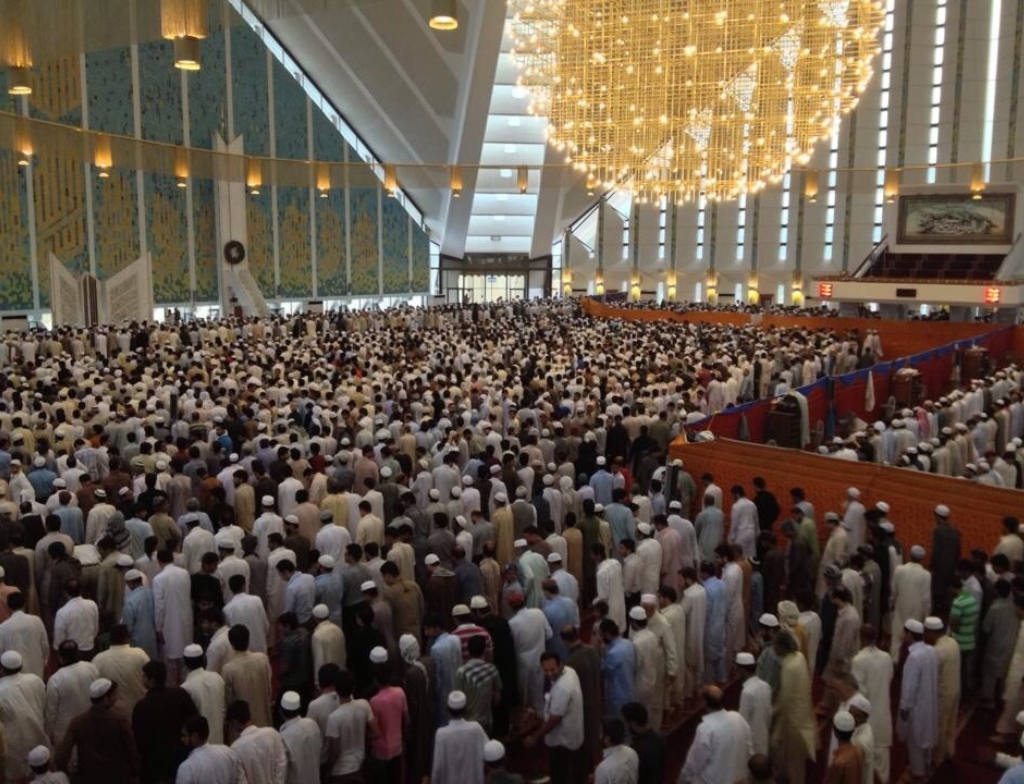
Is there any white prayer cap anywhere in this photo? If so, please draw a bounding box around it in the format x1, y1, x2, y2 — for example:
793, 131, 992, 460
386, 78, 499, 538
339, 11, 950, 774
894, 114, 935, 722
52, 478, 66, 488
280, 691, 302, 711
9, 460, 19, 467
183, 644, 203, 659
447, 690, 468, 710
846, 487, 860, 498
455, 515, 468, 528
594, 504, 605, 514
637, 522, 652, 536
547, 552, 563, 563
1016, 709, 1024, 726
424, 554, 440, 566
89, 677, 113, 699
229, 453, 239, 463
483, 739, 506, 763
934, 504, 950, 517
124, 569, 143, 582
736, 652, 756, 666
115, 554, 133, 568
470, 595, 489, 610
215, 534, 236, 550
759, 613, 780, 628
640, 593, 658, 606
0, 651, 21, 670
26, 746, 50, 767
875, 501, 890, 514
833, 711, 856, 733
429, 489, 440, 501
462, 475, 474, 486
904, 618, 924, 634
360, 580, 377, 592
543, 474, 554, 486
94, 488, 107, 499
596, 456, 607, 466
910, 545, 926, 560
368, 646, 389, 664
261, 495, 275, 506
284, 515, 299, 525
490, 465, 501, 475
924, 616, 944, 631
848, 693, 871, 715
494, 492, 508, 504
32, 456, 45, 468
879, 521, 895, 533
514, 538, 528, 548
628, 606, 647, 621
515, 486, 527, 498
452, 604, 471, 617
380, 466, 392, 478
317, 555, 335, 569
313, 604, 329, 620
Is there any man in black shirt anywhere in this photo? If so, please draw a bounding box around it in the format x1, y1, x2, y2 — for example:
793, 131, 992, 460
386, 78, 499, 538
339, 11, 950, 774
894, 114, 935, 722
622, 702, 665, 784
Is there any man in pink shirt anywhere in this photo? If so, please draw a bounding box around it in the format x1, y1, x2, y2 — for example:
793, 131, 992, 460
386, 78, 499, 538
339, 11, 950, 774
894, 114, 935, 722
367, 646, 409, 783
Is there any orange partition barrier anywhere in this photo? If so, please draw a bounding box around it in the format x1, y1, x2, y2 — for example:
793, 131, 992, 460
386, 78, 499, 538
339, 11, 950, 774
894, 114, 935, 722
580, 298, 1006, 360
668, 436, 1011, 555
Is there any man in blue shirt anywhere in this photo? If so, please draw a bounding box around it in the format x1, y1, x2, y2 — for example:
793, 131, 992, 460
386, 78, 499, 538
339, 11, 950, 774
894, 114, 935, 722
604, 488, 635, 558
701, 560, 727, 683
599, 617, 635, 720
541, 580, 579, 662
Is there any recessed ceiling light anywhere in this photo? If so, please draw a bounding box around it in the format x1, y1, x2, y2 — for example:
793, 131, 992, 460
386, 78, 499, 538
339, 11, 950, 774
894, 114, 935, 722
496, 194, 510, 201
504, 144, 517, 154
494, 215, 506, 221
511, 87, 526, 99
507, 117, 522, 127
500, 169, 513, 178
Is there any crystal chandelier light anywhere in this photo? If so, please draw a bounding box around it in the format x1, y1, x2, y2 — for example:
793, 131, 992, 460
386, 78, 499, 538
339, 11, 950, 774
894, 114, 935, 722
510, 0, 884, 203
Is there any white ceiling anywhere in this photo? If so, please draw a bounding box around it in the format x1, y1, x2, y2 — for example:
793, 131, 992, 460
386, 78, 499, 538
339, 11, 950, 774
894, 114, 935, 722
266, 0, 596, 258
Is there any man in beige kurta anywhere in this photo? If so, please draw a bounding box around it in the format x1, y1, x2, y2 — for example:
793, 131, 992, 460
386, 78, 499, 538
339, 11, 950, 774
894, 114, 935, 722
221, 626, 274, 732
92, 624, 151, 716
563, 517, 584, 593
924, 616, 960, 765
233, 474, 256, 532
771, 633, 816, 784
492, 496, 515, 566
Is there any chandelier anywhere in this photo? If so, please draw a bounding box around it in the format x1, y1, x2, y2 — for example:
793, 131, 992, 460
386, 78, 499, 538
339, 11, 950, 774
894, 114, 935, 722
510, 0, 885, 203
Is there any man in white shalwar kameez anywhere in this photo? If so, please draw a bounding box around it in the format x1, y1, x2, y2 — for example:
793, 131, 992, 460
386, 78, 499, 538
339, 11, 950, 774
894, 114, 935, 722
182, 644, 227, 745
635, 524, 663, 596
177, 714, 249, 784
727, 486, 759, 558
223, 580, 270, 654
594, 546, 626, 632
431, 690, 488, 784
0, 650, 49, 783
641, 593, 677, 729
44, 642, 98, 751
152, 551, 193, 684
659, 587, 687, 713
817, 513, 849, 597
278, 691, 322, 784
842, 488, 867, 552
897, 619, 938, 781
720, 551, 745, 671
851, 625, 894, 783
681, 569, 707, 701
654, 517, 683, 592
680, 685, 753, 784
508, 593, 552, 714
228, 699, 288, 784
890, 546, 931, 659
629, 607, 664, 730
737, 652, 772, 756
0, 594, 50, 678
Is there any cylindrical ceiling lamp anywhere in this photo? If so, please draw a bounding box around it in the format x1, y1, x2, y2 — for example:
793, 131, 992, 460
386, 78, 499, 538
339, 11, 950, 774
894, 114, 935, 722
969, 162, 986, 200
1, 0, 33, 95
94, 133, 113, 178
174, 146, 189, 187
317, 163, 331, 198
883, 167, 900, 203
516, 166, 528, 194
449, 165, 462, 198
429, 0, 458, 31
383, 164, 397, 197
804, 170, 820, 203
161, 0, 208, 71
747, 274, 759, 304
246, 158, 262, 196
14, 117, 32, 166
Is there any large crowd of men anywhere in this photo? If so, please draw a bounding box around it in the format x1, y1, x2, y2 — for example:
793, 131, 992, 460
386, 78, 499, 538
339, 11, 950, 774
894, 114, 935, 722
0, 299, 1019, 784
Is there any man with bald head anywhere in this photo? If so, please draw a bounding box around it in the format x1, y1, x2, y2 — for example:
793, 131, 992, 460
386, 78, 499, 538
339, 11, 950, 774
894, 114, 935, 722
680, 684, 753, 784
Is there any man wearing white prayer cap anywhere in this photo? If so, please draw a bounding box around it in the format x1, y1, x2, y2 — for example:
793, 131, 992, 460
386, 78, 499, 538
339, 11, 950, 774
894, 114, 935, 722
828, 710, 864, 782
181, 642, 227, 746
930, 503, 960, 616
0, 649, 49, 782
898, 617, 938, 779
889, 545, 932, 659
431, 689, 489, 784
279, 689, 322, 784
923, 615, 959, 766
737, 650, 772, 756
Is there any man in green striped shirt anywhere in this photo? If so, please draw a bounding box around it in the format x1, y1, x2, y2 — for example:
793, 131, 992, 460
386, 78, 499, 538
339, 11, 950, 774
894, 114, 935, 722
948, 576, 979, 695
